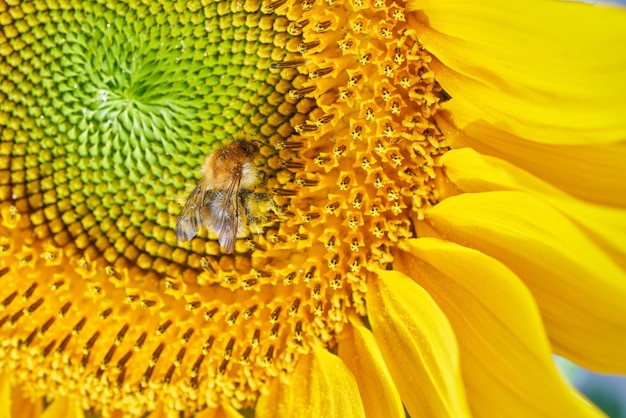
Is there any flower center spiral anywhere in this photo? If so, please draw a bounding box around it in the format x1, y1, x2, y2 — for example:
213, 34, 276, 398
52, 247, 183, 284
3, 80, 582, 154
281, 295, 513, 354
0, 0, 448, 415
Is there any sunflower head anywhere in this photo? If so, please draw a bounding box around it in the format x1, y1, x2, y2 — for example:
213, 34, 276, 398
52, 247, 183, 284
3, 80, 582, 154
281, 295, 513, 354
2, 0, 626, 416
0, 0, 448, 413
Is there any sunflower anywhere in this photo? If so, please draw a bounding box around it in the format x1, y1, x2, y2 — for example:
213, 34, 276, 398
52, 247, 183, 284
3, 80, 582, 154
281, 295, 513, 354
1, 0, 625, 416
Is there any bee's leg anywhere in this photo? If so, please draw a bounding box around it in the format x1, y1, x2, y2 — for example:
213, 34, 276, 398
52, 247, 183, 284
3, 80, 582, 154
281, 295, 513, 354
240, 191, 281, 234
255, 168, 268, 185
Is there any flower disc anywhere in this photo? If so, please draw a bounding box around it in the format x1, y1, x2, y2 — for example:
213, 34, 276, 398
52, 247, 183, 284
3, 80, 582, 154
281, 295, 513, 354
0, 0, 451, 415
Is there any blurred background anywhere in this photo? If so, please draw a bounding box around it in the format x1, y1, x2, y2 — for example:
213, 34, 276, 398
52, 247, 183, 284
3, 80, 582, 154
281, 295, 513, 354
557, 357, 626, 417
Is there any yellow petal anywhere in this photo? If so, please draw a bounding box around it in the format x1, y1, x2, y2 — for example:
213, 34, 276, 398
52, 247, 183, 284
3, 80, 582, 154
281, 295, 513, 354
0, 375, 10, 418
435, 115, 626, 208
367, 269, 471, 418
338, 322, 405, 418
41, 397, 84, 418
255, 345, 366, 418
11, 386, 43, 418
396, 238, 605, 418
0, 378, 42, 418
420, 191, 626, 373
147, 408, 167, 418
407, 0, 626, 145
441, 147, 626, 268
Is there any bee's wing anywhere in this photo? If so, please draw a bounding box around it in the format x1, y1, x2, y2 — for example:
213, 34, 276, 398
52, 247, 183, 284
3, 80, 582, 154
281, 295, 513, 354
176, 185, 206, 242
207, 173, 242, 253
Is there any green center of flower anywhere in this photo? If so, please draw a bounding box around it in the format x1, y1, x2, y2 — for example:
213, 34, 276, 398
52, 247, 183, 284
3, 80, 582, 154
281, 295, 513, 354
59, 21, 204, 177
3, 1, 303, 270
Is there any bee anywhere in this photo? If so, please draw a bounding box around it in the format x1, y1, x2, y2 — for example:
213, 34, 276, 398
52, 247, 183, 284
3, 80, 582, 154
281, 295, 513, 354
176, 139, 275, 254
